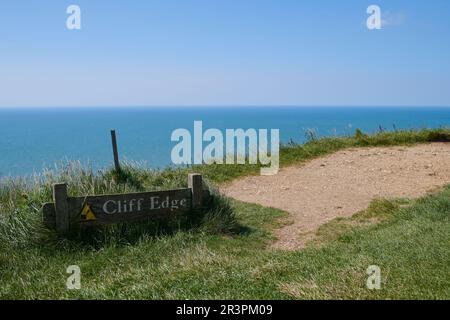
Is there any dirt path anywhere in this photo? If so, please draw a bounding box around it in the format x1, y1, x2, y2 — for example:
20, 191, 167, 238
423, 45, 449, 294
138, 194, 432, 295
222, 143, 450, 250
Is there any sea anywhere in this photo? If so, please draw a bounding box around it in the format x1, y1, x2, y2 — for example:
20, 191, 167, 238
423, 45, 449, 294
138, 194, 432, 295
0, 106, 449, 177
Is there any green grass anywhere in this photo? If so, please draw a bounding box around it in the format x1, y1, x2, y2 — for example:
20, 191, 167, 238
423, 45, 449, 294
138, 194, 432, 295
0, 128, 449, 299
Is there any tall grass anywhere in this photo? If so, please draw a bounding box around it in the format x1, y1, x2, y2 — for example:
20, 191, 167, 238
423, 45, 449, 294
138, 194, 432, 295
0, 161, 237, 250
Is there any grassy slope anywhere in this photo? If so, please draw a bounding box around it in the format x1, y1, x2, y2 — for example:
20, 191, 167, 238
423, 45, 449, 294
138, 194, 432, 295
1, 128, 449, 299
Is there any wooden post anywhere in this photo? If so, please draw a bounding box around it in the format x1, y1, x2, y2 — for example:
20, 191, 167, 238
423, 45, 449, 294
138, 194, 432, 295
54, 183, 70, 233
188, 173, 203, 208
42, 202, 56, 229
110, 129, 121, 172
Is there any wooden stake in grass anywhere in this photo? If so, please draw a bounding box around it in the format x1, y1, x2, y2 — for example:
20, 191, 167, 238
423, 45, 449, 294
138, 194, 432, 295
188, 173, 203, 208
54, 183, 69, 233
110, 129, 121, 173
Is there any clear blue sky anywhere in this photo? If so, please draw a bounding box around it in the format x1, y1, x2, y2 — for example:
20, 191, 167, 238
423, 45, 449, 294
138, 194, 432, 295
1, 0, 450, 107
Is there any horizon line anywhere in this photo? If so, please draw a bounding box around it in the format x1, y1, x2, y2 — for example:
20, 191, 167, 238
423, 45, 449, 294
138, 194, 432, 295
1, 105, 450, 109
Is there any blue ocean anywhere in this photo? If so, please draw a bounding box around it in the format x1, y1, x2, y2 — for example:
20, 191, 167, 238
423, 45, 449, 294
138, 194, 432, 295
0, 107, 449, 177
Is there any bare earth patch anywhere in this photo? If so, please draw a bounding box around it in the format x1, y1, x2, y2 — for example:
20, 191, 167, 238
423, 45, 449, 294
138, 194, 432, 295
222, 143, 450, 250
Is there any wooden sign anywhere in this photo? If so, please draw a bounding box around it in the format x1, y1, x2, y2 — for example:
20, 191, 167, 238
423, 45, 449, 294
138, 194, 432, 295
43, 173, 207, 233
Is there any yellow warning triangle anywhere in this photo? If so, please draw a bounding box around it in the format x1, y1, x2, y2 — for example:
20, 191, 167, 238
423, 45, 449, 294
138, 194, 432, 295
80, 202, 96, 221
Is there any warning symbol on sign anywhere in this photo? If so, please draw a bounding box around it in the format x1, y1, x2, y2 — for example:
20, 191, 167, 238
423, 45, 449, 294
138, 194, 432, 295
80, 202, 96, 221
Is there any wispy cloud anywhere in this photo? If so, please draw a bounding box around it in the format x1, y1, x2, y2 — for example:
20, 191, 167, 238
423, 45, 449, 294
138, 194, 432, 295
381, 11, 405, 27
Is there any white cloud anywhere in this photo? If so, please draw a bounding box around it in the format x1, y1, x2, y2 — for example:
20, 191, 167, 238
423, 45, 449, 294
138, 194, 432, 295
381, 11, 405, 27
